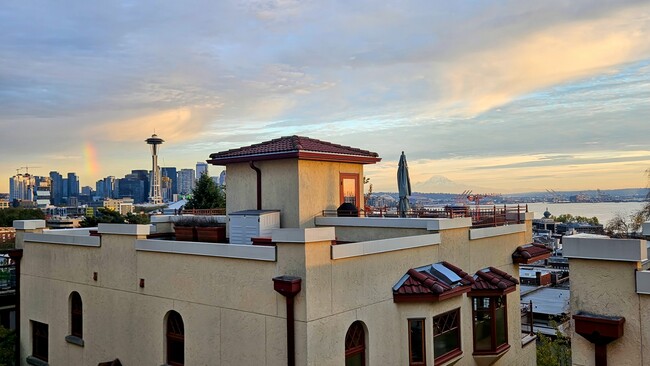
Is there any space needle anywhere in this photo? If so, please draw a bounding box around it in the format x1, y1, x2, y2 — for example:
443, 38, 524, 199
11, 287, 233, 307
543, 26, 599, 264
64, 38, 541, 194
145, 134, 164, 205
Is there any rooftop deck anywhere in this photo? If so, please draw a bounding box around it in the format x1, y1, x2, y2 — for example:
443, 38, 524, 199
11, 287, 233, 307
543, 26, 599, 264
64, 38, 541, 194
322, 204, 529, 228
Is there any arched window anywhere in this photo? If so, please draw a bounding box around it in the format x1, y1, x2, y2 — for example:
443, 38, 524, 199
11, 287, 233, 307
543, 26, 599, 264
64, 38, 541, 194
70, 292, 83, 339
166, 311, 184, 366
345, 321, 366, 366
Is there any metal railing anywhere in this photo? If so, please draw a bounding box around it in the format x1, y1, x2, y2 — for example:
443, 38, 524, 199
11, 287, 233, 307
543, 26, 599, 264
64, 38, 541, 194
0, 256, 17, 291
322, 204, 528, 228
520, 300, 534, 338
178, 208, 226, 216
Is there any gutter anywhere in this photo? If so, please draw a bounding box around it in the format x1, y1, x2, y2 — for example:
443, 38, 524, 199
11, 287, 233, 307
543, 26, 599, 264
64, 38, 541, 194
273, 276, 302, 366
249, 161, 262, 210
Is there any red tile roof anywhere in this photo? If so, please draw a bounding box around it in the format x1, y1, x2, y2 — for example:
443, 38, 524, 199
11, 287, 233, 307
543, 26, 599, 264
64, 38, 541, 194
470, 267, 519, 296
512, 243, 553, 264
207, 135, 381, 165
393, 261, 474, 303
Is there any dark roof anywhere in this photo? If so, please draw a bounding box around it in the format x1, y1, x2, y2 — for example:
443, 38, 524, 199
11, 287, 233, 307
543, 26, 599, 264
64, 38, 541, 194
470, 267, 519, 296
207, 135, 381, 165
512, 243, 553, 264
393, 261, 474, 303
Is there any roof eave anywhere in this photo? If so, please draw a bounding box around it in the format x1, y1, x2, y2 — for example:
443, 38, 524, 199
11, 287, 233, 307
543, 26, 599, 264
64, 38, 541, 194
468, 285, 517, 297
208, 150, 381, 166
513, 252, 552, 264
393, 286, 470, 303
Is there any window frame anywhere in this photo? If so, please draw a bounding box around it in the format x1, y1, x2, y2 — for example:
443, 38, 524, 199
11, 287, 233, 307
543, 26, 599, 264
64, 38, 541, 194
345, 321, 366, 366
471, 295, 509, 355
339, 173, 360, 208
408, 318, 426, 366
166, 311, 185, 366
433, 308, 463, 364
31, 320, 48, 362
70, 292, 83, 339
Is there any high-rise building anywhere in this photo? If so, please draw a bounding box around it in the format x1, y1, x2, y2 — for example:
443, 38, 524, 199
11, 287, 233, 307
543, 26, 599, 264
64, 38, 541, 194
218, 170, 226, 187
35, 177, 52, 209
9, 174, 35, 202
196, 162, 208, 178
161, 176, 173, 202
177, 169, 195, 195
67, 173, 79, 198
116, 176, 146, 204
104, 176, 116, 199
49, 171, 64, 205
81, 186, 93, 196
161, 167, 178, 195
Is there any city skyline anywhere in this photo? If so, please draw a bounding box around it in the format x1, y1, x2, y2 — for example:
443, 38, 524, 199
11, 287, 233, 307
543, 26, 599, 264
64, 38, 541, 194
2, 1, 650, 193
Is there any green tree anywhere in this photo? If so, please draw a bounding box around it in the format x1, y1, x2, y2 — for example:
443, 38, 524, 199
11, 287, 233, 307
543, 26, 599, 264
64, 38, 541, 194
0, 208, 45, 227
185, 173, 225, 209
536, 327, 571, 366
553, 214, 599, 226
80, 207, 129, 227
126, 212, 150, 224
0, 325, 15, 366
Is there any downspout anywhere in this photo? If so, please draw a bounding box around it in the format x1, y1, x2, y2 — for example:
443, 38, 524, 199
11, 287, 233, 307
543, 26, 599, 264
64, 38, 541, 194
273, 276, 302, 366
8, 249, 23, 366
249, 161, 262, 210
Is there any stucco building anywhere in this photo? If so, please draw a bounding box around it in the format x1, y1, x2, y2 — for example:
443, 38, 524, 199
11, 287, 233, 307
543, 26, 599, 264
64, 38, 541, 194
14, 136, 541, 366
564, 232, 650, 366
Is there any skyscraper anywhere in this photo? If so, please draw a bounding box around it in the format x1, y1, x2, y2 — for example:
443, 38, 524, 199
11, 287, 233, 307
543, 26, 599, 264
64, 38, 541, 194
161, 167, 178, 195
196, 162, 208, 178
9, 174, 35, 201
49, 171, 64, 205
177, 169, 195, 195
67, 172, 79, 198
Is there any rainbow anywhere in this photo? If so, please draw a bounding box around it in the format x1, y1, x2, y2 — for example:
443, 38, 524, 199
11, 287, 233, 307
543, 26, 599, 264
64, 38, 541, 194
83, 142, 100, 176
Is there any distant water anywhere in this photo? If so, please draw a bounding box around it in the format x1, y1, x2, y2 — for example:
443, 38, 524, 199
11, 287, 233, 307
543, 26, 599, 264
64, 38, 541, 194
526, 202, 647, 225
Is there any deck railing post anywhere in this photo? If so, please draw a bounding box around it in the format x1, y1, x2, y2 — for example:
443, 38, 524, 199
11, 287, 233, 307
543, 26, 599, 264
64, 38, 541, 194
529, 300, 534, 335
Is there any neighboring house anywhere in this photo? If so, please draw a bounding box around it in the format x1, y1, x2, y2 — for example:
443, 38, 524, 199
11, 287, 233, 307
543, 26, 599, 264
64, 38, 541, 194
14, 136, 543, 366
564, 233, 650, 366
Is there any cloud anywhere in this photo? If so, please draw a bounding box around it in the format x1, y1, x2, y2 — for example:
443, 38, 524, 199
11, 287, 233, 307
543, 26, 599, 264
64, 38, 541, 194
88, 108, 207, 143
440, 3, 650, 115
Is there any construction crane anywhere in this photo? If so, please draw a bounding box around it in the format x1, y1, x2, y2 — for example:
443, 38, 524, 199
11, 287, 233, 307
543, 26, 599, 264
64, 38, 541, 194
16, 166, 41, 175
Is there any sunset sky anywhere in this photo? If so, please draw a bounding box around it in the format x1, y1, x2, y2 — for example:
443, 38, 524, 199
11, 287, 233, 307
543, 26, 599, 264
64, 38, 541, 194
2, 1, 650, 193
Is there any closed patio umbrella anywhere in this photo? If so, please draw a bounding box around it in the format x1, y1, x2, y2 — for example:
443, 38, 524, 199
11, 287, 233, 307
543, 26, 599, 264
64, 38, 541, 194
397, 151, 411, 217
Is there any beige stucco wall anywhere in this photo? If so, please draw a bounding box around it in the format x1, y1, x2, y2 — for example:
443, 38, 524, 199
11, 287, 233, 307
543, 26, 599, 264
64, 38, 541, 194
225, 160, 300, 228
280, 225, 535, 366
19, 231, 287, 366
330, 226, 429, 242
18, 219, 535, 366
225, 159, 366, 229
297, 160, 365, 228
570, 258, 642, 366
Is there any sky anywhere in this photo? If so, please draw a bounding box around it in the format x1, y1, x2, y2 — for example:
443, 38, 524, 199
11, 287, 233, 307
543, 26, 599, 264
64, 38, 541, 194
1, 0, 650, 194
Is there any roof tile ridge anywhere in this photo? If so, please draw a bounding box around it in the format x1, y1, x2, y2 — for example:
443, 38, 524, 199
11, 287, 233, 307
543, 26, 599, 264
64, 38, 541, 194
407, 268, 445, 294
488, 266, 519, 284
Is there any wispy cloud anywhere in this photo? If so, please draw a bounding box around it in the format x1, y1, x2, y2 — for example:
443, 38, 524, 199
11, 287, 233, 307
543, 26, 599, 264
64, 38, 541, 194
1, 1, 649, 192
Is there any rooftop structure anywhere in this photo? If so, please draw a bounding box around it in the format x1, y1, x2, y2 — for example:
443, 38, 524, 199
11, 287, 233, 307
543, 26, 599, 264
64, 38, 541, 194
13, 136, 544, 366
563, 232, 650, 365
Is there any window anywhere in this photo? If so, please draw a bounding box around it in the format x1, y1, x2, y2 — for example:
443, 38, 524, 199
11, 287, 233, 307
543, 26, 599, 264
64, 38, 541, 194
340, 173, 360, 208
345, 321, 365, 366
32, 321, 48, 362
472, 296, 508, 354
70, 292, 83, 339
166, 311, 184, 366
408, 319, 426, 365
433, 309, 462, 364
